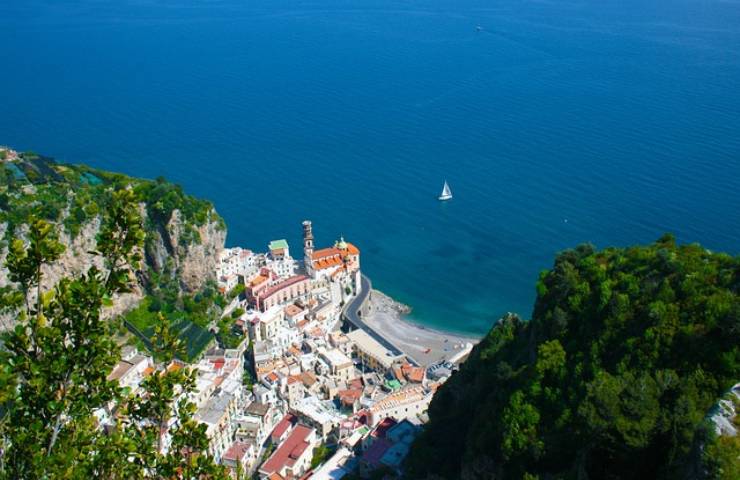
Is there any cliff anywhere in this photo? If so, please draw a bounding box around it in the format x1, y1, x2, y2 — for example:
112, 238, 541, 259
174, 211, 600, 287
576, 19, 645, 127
0, 151, 226, 329
405, 236, 740, 480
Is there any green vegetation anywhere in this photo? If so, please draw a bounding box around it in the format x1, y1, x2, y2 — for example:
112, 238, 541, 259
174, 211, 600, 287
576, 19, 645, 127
310, 443, 334, 469
0, 190, 228, 479
1, 151, 228, 360
405, 236, 740, 479
123, 280, 226, 361
0, 152, 224, 243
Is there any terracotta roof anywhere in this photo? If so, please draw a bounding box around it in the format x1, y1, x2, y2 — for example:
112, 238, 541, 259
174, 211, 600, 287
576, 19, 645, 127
250, 275, 269, 287
373, 417, 398, 439
345, 242, 360, 255
406, 367, 425, 383
260, 425, 314, 475
223, 441, 252, 462
299, 371, 318, 387
271, 413, 298, 442
284, 304, 304, 316
338, 389, 362, 406
313, 256, 343, 270
311, 247, 342, 260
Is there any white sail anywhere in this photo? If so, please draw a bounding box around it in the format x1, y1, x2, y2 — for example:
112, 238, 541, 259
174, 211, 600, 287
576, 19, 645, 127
439, 181, 452, 200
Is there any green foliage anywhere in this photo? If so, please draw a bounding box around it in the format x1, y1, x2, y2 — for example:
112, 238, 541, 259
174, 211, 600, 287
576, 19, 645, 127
0, 189, 228, 479
310, 443, 334, 469
0, 152, 224, 244
228, 283, 245, 299
704, 431, 740, 480
122, 296, 216, 362
405, 237, 740, 480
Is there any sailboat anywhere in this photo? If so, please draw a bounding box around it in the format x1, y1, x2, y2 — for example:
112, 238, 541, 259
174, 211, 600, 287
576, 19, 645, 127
438, 180, 453, 201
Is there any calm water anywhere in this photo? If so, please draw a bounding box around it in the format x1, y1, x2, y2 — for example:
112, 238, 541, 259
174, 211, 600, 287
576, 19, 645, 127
2, 0, 739, 335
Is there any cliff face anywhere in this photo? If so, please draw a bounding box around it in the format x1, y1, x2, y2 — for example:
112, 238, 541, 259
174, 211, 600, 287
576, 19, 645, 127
146, 209, 226, 294
0, 207, 225, 327
0, 152, 227, 329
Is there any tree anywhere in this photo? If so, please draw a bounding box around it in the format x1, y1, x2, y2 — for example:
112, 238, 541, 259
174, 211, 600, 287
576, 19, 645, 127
0, 188, 228, 479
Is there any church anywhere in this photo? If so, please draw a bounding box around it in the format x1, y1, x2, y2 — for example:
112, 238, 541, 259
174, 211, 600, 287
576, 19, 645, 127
302, 220, 361, 285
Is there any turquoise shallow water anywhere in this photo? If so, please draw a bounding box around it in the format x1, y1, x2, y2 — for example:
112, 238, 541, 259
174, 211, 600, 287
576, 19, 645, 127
1, 0, 739, 335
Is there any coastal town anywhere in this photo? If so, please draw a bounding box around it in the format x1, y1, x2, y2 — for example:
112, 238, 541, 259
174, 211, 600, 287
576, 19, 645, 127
105, 220, 476, 479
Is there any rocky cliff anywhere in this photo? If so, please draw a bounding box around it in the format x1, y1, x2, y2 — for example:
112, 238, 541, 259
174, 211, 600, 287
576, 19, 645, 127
0, 151, 226, 329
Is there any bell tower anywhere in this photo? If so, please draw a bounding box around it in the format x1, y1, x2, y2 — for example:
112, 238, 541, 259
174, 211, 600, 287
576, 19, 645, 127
302, 220, 314, 274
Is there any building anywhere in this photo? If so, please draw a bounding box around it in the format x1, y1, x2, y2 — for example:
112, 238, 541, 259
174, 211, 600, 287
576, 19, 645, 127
284, 303, 308, 326
392, 362, 426, 384
107, 348, 153, 393
195, 392, 238, 460
285, 375, 304, 406
293, 396, 345, 440
359, 419, 419, 478
270, 413, 299, 445
266, 239, 298, 278
320, 349, 356, 384
367, 385, 431, 426
302, 220, 360, 281
258, 424, 318, 479
217, 247, 257, 292
251, 274, 311, 312
346, 329, 404, 374
310, 446, 355, 480
222, 441, 257, 477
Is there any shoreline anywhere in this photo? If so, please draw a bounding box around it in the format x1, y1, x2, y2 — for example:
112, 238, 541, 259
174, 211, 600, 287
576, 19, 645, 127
365, 289, 482, 367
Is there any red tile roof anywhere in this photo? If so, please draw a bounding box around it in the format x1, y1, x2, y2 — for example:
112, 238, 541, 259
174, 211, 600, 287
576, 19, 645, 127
271, 413, 298, 442
260, 425, 314, 475
373, 417, 398, 439
223, 441, 252, 462
311, 247, 342, 260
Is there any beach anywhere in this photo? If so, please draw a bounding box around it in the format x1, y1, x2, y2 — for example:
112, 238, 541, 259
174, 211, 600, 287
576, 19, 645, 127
364, 290, 481, 367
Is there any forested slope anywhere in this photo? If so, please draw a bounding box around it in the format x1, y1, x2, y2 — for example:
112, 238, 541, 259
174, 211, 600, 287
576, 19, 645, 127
405, 236, 739, 479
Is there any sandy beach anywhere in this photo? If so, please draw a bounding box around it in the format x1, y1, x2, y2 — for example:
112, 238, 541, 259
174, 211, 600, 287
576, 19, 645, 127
364, 290, 481, 367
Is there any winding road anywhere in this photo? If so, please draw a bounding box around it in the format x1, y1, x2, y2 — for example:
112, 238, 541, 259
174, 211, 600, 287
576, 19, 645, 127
342, 273, 412, 362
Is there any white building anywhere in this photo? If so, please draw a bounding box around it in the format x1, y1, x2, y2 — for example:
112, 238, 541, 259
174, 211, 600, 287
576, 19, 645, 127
367, 385, 432, 427
195, 392, 238, 460
266, 239, 298, 279
320, 348, 356, 385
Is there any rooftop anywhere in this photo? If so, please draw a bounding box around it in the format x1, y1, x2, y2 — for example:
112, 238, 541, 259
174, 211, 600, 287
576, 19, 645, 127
195, 393, 234, 425
223, 441, 253, 462
260, 424, 314, 475
244, 401, 270, 417
269, 239, 289, 251
310, 446, 354, 480
271, 413, 298, 442
346, 329, 402, 370
321, 349, 353, 369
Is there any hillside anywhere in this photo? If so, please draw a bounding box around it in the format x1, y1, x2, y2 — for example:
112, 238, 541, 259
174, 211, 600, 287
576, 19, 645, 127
405, 236, 740, 479
0, 149, 227, 358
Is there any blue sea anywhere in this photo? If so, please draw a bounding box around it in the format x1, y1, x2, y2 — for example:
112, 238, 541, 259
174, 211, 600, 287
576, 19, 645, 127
1, 0, 739, 335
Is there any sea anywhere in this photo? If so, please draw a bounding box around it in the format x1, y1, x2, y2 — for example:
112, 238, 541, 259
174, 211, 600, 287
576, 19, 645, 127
1, 0, 739, 336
